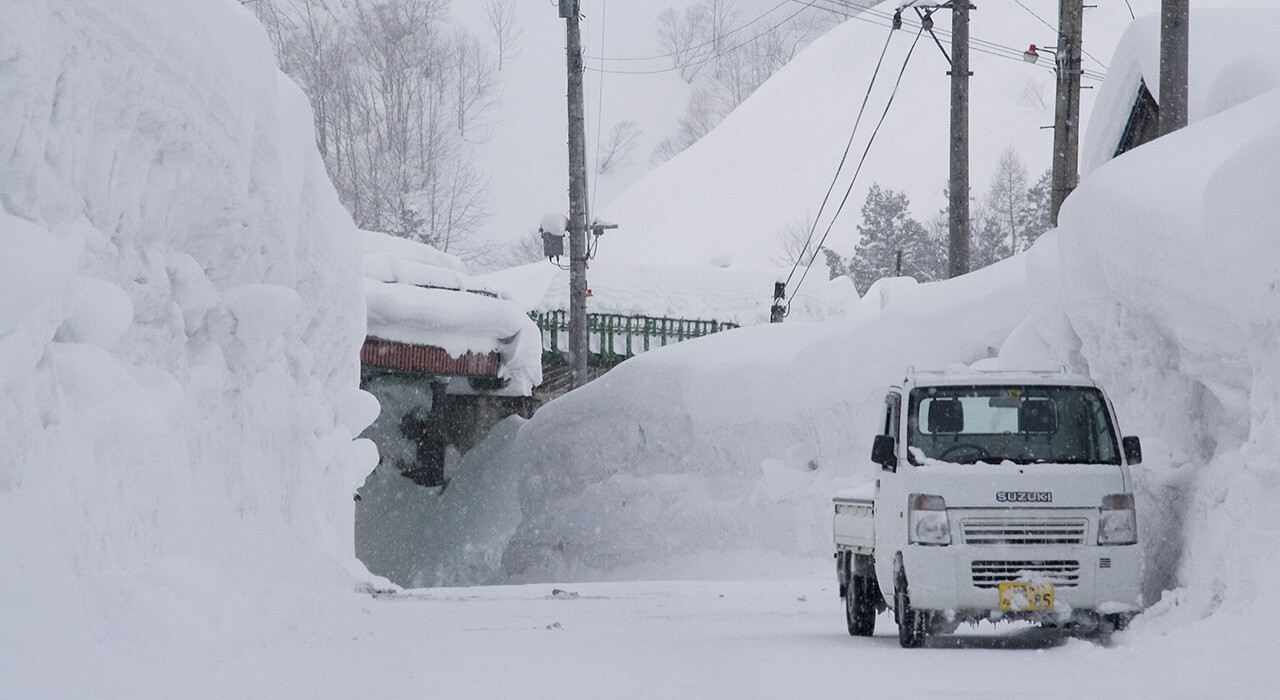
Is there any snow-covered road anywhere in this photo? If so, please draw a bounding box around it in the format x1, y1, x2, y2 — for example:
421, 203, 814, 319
42, 575, 1262, 699
352, 578, 1269, 699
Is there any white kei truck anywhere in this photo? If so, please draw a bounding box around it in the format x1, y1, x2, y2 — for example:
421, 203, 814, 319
833, 369, 1144, 647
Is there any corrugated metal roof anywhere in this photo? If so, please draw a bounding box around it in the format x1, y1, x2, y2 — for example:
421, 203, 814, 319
360, 337, 500, 377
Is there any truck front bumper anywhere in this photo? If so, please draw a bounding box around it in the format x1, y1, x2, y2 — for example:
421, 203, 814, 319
902, 542, 1143, 617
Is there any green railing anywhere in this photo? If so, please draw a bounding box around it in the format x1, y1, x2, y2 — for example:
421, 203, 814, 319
531, 310, 739, 365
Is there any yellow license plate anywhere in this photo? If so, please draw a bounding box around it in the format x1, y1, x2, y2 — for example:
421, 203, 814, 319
999, 582, 1054, 611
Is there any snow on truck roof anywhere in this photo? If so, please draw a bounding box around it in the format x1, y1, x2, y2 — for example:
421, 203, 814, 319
898, 367, 1097, 389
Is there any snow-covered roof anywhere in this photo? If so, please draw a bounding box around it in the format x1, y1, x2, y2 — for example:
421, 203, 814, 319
361, 232, 542, 395
1082, 8, 1280, 174
903, 367, 1096, 389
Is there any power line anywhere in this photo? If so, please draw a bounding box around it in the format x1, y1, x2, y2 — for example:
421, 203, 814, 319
585, 1, 821, 76
1010, 0, 1056, 34
584, 0, 1101, 82
788, 24, 926, 309
807, 0, 1105, 80
585, 0, 794, 63
784, 22, 897, 290
1007, 0, 1107, 73
590, 0, 608, 219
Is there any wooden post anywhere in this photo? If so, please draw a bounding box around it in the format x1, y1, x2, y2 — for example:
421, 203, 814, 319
1050, 0, 1083, 225
564, 1, 590, 388
948, 2, 971, 278
1158, 0, 1189, 136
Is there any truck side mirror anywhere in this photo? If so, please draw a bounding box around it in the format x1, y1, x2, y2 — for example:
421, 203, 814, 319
872, 434, 898, 472
1122, 436, 1142, 465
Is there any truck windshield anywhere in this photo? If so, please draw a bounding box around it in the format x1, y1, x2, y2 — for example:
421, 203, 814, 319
906, 385, 1121, 465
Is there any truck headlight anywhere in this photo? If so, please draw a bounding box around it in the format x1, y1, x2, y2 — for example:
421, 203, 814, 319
1098, 493, 1137, 545
908, 493, 951, 545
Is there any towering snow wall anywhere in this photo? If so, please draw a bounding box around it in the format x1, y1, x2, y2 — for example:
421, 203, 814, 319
0, 0, 374, 649
1039, 12, 1280, 627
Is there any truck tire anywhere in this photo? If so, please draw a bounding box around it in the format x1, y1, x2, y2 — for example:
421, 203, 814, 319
845, 574, 877, 636
1103, 612, 1133, 633
894, 571, 928, 648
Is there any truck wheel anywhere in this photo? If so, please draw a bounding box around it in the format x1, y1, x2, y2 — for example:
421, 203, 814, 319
1103, 612, 1133, 632
845, 574, 877, 636
894, 583, 928, 648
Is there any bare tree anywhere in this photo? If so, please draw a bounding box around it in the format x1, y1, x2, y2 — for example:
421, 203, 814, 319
654, 0, 835, 162
596, 120, 641, 175
472, 231, 544, 272
1018, 78, 1052, 113
773, 216, 820, 268
483, 0, 522, 71
984, 146, 1029, 253
656, 6, 707, 83
452, 29, 498, 139
701, 0, 740, 79
653, 86, 730, 163
242, 0, 293, 57
245, 0, 497, 257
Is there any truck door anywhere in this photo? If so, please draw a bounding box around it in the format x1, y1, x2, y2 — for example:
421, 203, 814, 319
874, 391, 905, 596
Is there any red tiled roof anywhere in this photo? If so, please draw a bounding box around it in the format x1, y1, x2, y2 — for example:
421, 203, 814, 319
360, 337, 500, 377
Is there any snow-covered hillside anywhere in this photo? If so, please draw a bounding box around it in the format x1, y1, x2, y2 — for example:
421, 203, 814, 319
0, 0, 376, 669
597, 0, 1157, 268
456, 0, 1160, 324
454, 0, 829, 250
458, 0, 1157, 266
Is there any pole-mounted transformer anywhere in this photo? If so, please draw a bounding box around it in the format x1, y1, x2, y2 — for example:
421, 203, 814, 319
771, 282, 786, 323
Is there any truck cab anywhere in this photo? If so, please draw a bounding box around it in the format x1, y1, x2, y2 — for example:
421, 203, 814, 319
834, 368, 1144, 647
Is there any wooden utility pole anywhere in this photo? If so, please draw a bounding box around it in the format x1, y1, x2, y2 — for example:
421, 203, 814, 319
562, 0, 589, 389
1158, 0, 1189, 136
1050, 0, 1082, 225
947, 2, 971, 278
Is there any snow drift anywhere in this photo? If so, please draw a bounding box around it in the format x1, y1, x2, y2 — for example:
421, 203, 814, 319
0, 0, 375, 664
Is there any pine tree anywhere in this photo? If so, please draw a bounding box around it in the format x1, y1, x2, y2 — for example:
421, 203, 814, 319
823, 248, 851, 280
1017, 168, 1053, 250
969, 206, 1011, 270
850, 184, 940, 294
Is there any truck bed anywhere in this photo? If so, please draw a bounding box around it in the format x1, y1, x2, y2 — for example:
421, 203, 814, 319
833, 481, 875, 554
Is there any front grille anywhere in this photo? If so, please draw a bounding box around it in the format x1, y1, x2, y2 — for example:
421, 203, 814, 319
971, 560, 1081, 588
961, 518, 1087, 546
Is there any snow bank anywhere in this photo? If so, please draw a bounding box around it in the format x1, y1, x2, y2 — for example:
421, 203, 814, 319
1046, 64, 1280, 627
374, 257, 1028, 586
0, 0, 374, 667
